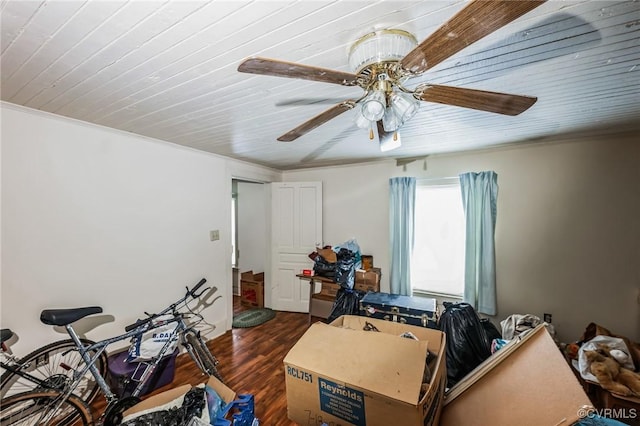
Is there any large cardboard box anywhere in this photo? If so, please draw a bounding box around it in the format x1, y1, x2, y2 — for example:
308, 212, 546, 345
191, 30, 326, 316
284, 315, 446, 426
240, 270, 264, 308
440, 324, 593, 426
122, 375, 236, 420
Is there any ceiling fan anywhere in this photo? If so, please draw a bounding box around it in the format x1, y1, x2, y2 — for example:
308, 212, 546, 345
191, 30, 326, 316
237, 0, 546, 148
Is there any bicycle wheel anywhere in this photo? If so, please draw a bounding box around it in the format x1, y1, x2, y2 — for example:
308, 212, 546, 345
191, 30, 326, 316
184, 331, 224, 383
0, 338, 108, 405
0, 390, 93, 425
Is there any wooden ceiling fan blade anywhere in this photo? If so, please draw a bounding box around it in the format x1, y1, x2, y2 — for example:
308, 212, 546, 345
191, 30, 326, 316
418, 85, 537, 115
277, 101, 356, 142
275, 97, 348, 107
238, 57, 358, 86
400, 0, 546, 74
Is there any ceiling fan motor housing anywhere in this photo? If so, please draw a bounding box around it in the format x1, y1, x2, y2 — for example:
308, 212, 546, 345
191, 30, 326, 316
349, 29, 420, 131
348, 29, 418, 75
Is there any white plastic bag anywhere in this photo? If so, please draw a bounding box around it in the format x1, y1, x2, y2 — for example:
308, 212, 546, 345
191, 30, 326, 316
576, 335, 635, 383
127, 315, 179, 362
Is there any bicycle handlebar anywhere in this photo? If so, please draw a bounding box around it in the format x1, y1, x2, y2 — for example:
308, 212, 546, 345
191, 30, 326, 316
124, 318, 151, 332
189, 278, 207, 298
124, 278, 208, 332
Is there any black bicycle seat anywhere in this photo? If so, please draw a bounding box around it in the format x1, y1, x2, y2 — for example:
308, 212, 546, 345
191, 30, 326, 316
40, 307, 103, 326
1, 328, 13, 343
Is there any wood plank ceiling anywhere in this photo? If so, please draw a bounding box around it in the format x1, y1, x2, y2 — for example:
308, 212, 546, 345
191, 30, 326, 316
1, 1, 639, 170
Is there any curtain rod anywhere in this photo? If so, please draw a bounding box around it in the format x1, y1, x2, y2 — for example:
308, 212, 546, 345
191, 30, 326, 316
415, 176, 461, 186
417, 176, 460, 182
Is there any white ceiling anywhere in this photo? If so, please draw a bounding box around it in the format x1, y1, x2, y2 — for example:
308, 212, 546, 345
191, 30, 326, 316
1, 1, 639, 170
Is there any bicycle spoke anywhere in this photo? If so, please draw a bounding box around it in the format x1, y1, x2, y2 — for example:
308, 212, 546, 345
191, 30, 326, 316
1, 339, 106, 405
0, 390, 92, 425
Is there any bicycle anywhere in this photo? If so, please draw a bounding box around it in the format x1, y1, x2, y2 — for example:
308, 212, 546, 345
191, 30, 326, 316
0, 278, 223, 425
1, 328, 109, 403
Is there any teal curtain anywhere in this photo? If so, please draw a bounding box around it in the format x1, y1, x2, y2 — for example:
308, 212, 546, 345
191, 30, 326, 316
389, 177, 416, 296
459, 171, 498, 315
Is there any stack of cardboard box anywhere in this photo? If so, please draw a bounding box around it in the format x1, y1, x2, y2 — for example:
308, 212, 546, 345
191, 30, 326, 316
310, 263, 381, 319
240, 270, 264, 308
354, 267, 381, 293
317, 266, 381, 298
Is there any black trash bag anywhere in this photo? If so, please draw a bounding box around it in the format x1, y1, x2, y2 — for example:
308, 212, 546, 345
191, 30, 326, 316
312, 254, 336, 279
481, 318, 502, 343
438, 302, 494, 388
327, 288, 364, 323
121, 387, 206, 426
334, 248, 356, 289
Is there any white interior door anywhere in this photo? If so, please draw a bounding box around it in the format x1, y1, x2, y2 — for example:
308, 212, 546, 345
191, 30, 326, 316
270, 182, 322, 312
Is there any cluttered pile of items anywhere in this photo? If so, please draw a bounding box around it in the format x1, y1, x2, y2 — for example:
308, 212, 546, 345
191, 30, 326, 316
119, 376, 257, 426
563, 322, 640, 419
283, 303, 611, 425
108, 317, 259, 426
307, 239, 380, 322
289, 240, 636, 425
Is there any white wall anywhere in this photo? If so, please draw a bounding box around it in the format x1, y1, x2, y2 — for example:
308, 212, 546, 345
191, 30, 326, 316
236, 181, 267, 274
283, 135, 640, 343
0, 103, 280, 354
2, 101, 637, 349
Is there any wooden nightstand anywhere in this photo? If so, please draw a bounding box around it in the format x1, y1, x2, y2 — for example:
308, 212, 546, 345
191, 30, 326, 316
564, 354, 640, 425
586, 382, 640, 426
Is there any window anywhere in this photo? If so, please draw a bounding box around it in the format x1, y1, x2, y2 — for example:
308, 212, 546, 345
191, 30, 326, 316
411, 178, 465, 297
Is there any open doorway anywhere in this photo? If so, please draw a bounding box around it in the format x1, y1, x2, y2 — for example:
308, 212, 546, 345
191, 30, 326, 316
231, 179, 268, 297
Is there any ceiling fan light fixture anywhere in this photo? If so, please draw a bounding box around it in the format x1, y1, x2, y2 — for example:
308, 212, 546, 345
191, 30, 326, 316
361, 90, 386, 121
389, 91, 420, 124
354, 111, 371, 129
382, 107, 400, 132
348, 29, 418, 73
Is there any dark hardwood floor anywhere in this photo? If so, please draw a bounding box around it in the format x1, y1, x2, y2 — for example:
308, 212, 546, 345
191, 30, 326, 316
92, 297, 324, 425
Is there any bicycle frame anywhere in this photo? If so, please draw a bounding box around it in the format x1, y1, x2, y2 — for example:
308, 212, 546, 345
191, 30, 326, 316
63, 314, 186, 404
48, 279, 211, 406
